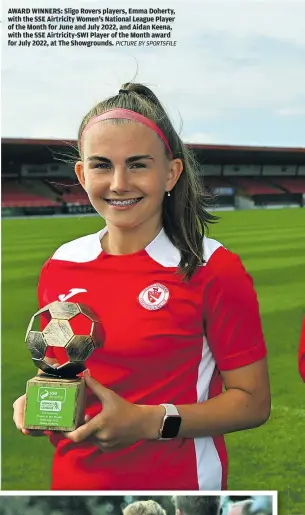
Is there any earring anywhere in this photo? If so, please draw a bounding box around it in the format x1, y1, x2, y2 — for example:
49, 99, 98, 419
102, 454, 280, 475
167, 191, 171, 197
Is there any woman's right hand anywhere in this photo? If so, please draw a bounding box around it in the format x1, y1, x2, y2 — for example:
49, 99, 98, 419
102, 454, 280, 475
13, 394, 48, 436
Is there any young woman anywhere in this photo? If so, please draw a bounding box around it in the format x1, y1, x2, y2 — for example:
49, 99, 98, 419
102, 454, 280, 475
13, 83, 270, 490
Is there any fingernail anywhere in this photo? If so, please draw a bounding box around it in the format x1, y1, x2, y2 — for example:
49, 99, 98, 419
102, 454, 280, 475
85, 369, 91, 376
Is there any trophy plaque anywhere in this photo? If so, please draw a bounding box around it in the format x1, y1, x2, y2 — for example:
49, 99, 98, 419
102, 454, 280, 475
24, 301, 103, 432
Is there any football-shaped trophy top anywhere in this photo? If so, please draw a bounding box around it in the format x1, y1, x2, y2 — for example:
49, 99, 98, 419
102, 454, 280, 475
25, 301, 103, 378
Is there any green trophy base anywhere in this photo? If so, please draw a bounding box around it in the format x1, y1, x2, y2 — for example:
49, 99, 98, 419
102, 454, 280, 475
24, 374, 86, 431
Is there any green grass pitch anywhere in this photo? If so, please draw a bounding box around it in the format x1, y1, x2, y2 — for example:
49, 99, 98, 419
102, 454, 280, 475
2, 209, 305, 513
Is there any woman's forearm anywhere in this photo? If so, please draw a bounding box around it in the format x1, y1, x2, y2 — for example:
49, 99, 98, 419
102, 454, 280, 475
177, 388, 270, 437
141, 389, 270, 440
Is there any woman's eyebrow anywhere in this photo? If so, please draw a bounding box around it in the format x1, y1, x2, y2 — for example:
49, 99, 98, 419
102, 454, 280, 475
86, 154, 155, 164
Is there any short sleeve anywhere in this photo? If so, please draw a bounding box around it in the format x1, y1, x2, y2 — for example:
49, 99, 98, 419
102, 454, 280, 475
37, 258, 55, 358
298, 317, 305, 381
204, 249, 267, 371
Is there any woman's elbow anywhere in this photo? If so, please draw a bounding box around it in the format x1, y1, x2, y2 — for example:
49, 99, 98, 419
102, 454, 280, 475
253, 393, 271, 427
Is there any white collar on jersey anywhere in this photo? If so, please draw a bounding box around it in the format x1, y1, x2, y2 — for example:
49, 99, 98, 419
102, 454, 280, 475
52, 226, 222, 266
97, 226, 180, 265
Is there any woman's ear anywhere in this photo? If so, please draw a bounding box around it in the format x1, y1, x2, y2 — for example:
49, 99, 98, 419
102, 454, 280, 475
166, 158, 183, 191
75, 161, 85, 189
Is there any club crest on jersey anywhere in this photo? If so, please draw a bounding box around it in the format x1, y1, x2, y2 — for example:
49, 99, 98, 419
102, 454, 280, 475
139, 283, 169, 310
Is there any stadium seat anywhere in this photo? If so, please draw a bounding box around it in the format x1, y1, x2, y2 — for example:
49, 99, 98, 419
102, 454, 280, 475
271, 177, 305, 193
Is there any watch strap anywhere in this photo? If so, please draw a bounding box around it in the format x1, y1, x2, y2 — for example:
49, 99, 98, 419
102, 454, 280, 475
160, 403, 180, 416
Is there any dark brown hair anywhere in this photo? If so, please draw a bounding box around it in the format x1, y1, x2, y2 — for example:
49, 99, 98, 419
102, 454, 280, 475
172, 496, 221, 515
77, 83, 218, 280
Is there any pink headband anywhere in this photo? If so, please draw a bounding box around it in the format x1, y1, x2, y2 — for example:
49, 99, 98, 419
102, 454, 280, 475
80, 108, 173, 157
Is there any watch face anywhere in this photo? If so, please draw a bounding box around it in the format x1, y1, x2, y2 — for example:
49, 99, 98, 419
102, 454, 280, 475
162, 416, 181, 438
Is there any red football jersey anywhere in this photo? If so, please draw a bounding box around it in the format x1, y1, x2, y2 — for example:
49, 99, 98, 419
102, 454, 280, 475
298, 317, 305, 381
37, 227, 267, 490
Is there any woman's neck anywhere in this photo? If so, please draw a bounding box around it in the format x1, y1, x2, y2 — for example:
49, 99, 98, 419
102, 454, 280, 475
101, 219, 163, 255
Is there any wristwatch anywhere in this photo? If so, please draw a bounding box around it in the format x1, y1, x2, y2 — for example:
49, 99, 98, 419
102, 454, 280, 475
158, 403, 181, 440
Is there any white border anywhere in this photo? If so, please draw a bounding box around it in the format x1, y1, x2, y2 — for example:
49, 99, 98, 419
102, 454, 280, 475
0, 491, 278, 515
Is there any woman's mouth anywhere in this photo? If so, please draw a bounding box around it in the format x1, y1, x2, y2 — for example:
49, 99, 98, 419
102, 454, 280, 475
105, 198, 143, 207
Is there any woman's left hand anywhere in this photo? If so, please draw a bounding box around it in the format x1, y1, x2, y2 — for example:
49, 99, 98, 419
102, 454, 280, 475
65, 370, 164, 452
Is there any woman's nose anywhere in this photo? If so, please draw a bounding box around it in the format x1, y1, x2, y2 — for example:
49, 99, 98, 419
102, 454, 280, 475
109, 168, 130, 193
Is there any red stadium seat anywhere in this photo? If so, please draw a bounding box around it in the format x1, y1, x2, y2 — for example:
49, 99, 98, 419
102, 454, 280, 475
231, 178, 283, 195
48, 178, 90, 205
271, 177, 305, 193
1, 180, 61, 207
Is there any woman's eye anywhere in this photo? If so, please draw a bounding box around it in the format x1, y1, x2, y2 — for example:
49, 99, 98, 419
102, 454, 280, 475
130, 162, 146, 169
95, 163, 111, 170
92, 162, 146, 171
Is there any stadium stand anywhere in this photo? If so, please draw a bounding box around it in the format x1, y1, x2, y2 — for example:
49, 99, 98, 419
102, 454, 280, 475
204, 177, 232, 188
229, 177, 283, 195
1, 179, 61, 208
46, 178, 89, 205
271, 177, 305, 193
2, 139, 305, 216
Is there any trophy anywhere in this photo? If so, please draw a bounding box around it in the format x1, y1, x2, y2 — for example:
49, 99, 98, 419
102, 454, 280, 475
23, 301, 103, 432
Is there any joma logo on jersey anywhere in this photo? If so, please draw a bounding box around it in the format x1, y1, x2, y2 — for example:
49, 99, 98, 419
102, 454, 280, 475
58, 288, 87, 301
139, 283, 169, 310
